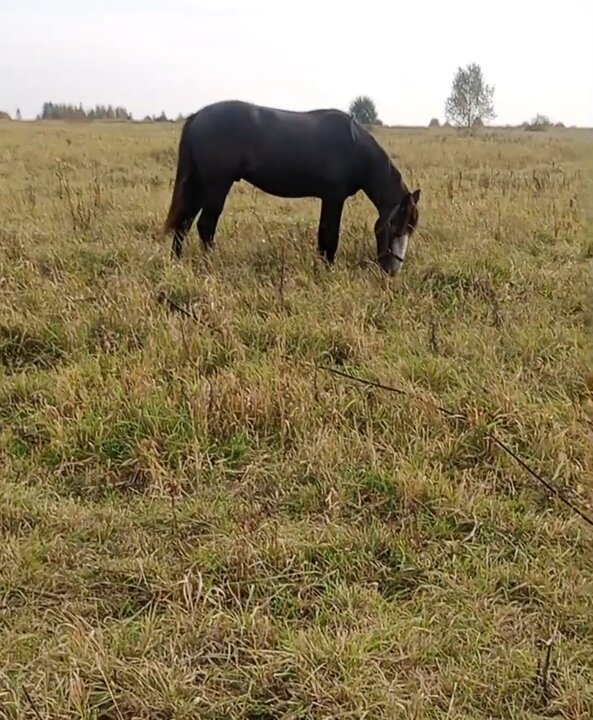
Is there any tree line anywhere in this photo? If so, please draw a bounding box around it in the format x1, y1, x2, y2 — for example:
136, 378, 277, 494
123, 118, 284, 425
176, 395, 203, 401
38, 102, 133, 120
34, 103, 184, 122
0, 104, 189, 122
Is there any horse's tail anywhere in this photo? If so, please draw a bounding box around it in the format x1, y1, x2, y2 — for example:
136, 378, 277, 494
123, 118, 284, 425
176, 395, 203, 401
163, 113, 197, 236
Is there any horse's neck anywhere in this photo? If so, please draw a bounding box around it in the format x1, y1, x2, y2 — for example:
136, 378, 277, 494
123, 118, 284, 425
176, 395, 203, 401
363, 143, 406, 216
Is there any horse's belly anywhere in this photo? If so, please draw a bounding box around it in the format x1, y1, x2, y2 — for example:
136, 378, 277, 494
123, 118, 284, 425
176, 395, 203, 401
250, 181, 322, 199
243, 170, 325, 199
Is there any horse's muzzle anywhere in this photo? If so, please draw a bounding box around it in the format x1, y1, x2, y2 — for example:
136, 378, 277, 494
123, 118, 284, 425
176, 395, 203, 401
378, 250, 404, 276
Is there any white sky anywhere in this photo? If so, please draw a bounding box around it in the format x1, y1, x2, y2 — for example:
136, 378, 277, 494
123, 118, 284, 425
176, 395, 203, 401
1, 0, 592, 126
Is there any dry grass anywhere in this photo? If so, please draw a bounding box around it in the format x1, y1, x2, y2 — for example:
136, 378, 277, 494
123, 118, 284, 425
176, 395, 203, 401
0, 119, 592, 719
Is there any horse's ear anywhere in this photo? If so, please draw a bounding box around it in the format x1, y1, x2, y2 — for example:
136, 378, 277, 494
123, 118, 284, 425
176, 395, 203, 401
412, 188, 421, 204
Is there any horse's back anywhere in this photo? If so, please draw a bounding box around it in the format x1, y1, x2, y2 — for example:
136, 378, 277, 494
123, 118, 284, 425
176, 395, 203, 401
188, 100, 356, 146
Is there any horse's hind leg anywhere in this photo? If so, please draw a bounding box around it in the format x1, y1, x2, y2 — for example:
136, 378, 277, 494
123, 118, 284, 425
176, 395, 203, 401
172, 211, 200, 259
317, 197, 345, 264
197, 184, 231, 251
171, 181, 202, 259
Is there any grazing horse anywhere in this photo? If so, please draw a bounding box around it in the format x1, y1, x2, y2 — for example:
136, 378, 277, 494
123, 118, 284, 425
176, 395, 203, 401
163, 100, 420, 275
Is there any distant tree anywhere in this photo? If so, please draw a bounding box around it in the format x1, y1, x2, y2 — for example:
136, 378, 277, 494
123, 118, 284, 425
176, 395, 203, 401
428, 117, 440, 128
445, 63, 495, 129
525, 113, 552, 131
0, 110, 11, 120
16, 108, 22, 121
348, 95, 379, 125
114, 106, 132, 120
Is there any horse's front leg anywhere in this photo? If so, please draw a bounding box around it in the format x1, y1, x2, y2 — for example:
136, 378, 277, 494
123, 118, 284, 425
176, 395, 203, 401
317, 197, 345, 264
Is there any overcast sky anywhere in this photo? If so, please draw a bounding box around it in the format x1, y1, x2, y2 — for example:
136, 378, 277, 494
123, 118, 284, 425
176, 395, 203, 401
1, 0, 591, 125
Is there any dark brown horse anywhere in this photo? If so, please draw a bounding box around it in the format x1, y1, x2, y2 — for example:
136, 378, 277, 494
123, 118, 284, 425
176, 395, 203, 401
163, 100, 420, 275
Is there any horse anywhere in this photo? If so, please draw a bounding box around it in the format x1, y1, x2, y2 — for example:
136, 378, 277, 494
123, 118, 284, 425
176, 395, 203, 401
163, 100, 421, 275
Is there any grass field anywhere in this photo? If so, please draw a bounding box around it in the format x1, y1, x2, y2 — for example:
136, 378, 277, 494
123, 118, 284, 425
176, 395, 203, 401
0, 119, 592, 719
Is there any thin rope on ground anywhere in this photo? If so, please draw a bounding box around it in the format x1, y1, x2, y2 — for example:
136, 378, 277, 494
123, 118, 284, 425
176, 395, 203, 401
286, 356, 593, 529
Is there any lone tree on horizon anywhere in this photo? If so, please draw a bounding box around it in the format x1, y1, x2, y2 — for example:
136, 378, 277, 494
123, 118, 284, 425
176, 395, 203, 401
349, 95, 379, 125
445, 63, 495, 129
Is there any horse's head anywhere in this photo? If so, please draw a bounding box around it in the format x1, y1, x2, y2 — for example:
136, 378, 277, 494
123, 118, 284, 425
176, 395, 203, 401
374, 188, 421, 275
